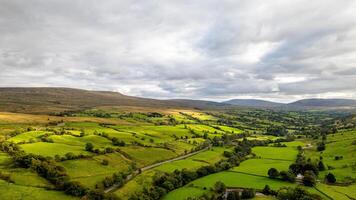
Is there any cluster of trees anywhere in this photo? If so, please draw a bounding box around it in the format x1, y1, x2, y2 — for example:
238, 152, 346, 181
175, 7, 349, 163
266, 126, 288, 136
95, 132, 126, 147
268, 168, 296, 182
287, 149, 327, 187
95, 172, 128, 190
85, 142, 117, 154
54, 153, 91, 162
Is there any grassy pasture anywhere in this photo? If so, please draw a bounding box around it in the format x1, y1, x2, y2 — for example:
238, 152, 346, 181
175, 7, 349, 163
49, 134, 113, 149
114, 171, 155, 199
0, 112, 130, 125
305, 130, 356, 182
231, 158, 291, 176
155, 147, 228, 172
0, 180, 78, 200
60, 153, 132, 188
20, 142, 91, 157
162, 186, 213, 200
3, 168, 51, 188
0, 152, 12, 167
119, 146, 177, 166
163, 172, 295, 200
316, 183, 356, 200
181, 124, 225, 137
216, 125, 243, 134
115, 147, 230, 199
252, 146, 298, 161
7, 131, 52, 143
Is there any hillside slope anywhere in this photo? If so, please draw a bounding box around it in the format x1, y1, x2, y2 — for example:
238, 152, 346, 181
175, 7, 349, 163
0, 87, 229, 114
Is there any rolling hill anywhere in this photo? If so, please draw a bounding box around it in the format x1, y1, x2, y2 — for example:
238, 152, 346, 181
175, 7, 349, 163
1, 88, 356, 114
0, 87, 230, 114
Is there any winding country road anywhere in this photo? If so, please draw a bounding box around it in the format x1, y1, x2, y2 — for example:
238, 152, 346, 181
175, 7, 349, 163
104, 146, 210, 193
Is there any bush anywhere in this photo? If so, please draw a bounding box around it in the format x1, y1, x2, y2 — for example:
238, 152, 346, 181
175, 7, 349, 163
317, 142, 325, 151
325, 173, 336, 183
85, 143, 94, 152
102, 159, 109, 166
280, 171, 296, 183
262, 185, 271, 195
214, 181, 226, 194
303, 170, 316, 187
268, 168, 279, 179
63, 181, 87, 196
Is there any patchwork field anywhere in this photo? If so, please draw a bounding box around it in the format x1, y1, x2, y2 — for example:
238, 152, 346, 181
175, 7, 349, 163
0, 107, 355, 200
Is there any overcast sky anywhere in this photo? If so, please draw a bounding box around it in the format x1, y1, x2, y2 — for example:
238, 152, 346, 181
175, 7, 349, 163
1, 0, 355, 102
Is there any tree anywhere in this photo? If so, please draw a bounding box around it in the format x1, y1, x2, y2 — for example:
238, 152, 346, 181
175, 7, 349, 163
102, 159, 109, 166
262, 185, 271, 195
268, 168, 279, 179
317, 142, 325, 151
318, 161, 325, 171
325, 173, 336, 183
85, 143, 94, 152
214, 181, 226, 194
280, 171, 295, 183
303, 170, 316, 186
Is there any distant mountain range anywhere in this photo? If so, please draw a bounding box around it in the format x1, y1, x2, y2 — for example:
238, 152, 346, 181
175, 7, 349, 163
223, 98, 356, 109
223, 99, 283, 107
0, 87, 355, 114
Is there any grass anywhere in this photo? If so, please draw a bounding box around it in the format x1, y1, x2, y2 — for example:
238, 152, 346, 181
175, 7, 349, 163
7, 131, 53, 143
0, 152, 12, 167
0, 180, 78, 200
305, 130, 356, 182
20, 142, 91, 157
49, 134, 113, 149
162, 186, 213, 200
316, 183, 356, 200
252, 146, 298, 161
155, 147, 228, 172
231, 158, 291, 176
119, 146, 177, 166
60, 153, 132, 188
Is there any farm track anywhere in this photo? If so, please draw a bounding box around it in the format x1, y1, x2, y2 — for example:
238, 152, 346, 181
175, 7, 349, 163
104, 146, 210, 193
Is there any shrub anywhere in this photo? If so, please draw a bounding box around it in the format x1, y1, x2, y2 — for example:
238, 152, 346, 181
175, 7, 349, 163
214, 181, 226, 194
85, 143, 94, 152
325, 173, 336, 183
268, 168, 279, 179
102, 159, 109, 166
280, 171, 296, 183
303, 170, 316, 186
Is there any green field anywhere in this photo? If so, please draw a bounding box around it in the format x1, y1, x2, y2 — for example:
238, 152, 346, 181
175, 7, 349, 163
20, 142, 92, 157
0, 180, 78, 200
305, 130, 356, 182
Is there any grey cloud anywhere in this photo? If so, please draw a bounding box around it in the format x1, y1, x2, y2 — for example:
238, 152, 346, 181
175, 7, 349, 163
0, 0, 355, 101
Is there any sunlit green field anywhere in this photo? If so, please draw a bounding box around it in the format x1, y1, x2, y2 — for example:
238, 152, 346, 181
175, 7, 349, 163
20, 142, 92, 157
305, 130, 356, 182
0, 180, 78, 200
